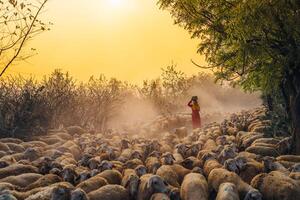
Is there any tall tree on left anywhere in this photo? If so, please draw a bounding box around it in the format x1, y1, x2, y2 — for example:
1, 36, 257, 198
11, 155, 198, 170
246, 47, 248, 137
0, 0, 50, 77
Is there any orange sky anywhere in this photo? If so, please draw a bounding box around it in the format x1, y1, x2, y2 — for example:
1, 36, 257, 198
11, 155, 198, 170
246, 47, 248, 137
6, 0, 207, 83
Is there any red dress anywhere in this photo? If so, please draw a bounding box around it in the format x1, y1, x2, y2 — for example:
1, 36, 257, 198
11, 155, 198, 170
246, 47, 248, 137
188, 101, 201, 129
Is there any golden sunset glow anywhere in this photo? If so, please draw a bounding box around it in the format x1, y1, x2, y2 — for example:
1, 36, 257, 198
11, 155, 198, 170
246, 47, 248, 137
7, 0, 206, 83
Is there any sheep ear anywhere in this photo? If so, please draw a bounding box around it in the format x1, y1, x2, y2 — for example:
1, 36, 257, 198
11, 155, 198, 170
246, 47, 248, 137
124, 179, 130, 188
147, 179, 152, 189
171, 154, 176, 161
163, 180, 169, 186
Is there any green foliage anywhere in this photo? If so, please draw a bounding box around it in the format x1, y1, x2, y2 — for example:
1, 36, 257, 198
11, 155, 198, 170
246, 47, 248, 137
158, 0, 300, 94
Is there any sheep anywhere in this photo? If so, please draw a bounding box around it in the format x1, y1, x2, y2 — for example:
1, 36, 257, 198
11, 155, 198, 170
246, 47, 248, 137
0, 182, 19, 191
0, 150, 6, 159
156, 165, 180, 188
146, 156, 161, 174
97, 169, 122, 185
208, 168, 262, 200
8, 182, 74, 200
24, 184, 72, 200
5, 143, 25, 153
245, 145, 279, 157
172, 153, 184, 164
150, 193, 171, 200
169, 164, 191, 184
202, 153, 223, 177
160, 153, 175, 165
263, 156, 289, 174
181, 156, 201, 170
233, 156, 264, 184
88, 185, 130, 200
70, 188, 88, 200
137, 174, 169, 200
0, 173, 42, 188
203, 139, 217, 152
251, 171, 300, 200
60, 165, 78, 185
180, 173, 208, 200
10, 148, 41, 162
125, 158, 143, 169
218, 145, 237, 164
135, 165, 147, 177
276, 155, 300, 163
22, 174, 62, 191
76, 175, 108, 194
118, 149, 132, 163
0, 191, 18, 200
121, 169, 140, 199
0, 138, 23, 144
216, 183, 239, 200
174, 144, 189, 158
0, 164, 38, 179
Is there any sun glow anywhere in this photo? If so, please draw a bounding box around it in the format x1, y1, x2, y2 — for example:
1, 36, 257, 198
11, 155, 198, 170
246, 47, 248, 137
107, 0, 124, 8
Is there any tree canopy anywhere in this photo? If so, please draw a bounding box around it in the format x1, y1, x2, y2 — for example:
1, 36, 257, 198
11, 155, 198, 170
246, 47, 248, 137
158, 0, 300, 153
158, 0, 299, 92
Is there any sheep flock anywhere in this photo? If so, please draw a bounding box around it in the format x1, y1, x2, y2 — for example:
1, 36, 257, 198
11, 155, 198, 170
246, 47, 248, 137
0, 107, 299, 200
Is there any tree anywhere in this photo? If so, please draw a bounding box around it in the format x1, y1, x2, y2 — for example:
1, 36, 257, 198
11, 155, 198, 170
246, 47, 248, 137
0, 0, 50, 77
158, 0, 300, 153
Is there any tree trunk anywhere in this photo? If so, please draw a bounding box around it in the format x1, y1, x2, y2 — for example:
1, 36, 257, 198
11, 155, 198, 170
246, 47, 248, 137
291, 91, 300, 154
288, 70, 300, 154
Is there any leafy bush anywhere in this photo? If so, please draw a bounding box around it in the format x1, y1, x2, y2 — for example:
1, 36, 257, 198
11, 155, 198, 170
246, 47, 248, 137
0, 66, 262, 139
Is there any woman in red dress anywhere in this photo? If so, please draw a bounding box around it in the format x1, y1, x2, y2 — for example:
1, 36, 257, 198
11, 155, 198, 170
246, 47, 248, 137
188, 96, 201, 129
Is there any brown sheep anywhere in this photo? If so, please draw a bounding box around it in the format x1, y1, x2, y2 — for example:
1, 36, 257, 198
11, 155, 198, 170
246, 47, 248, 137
10, 182, 74, 200
0, 164, 38, 179
180, 173, 208, 200
150, 193, 170, 200
88, 185, 130, 200
5, 143, 25, 153
276, 155, 300, 163
0, 173, 42, 188
181, 156, 202, 170
24, 183, 72, 200
137, 174, 169, 200
251, 171, 300, 200
160, 153, 175, 165
135, 165, 147, 177
121, 169, 140, 199
97, 169, 122, 185
146, 156, 161, 174
245, 146, 279, 157
203, 139, 217, 152
156, 165, 180, 188
70, 188, 88, 200
202, 153, 223, 177
216, 183, 239, 200
125, 158, 144, 169
234, 157, 264, 184
208, 168, 262, 200
22, 174, 62, 191
0, 138, 23, 144
169, 164, 191, 184
263, 156, 289, 174
76, 175, 108, 194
